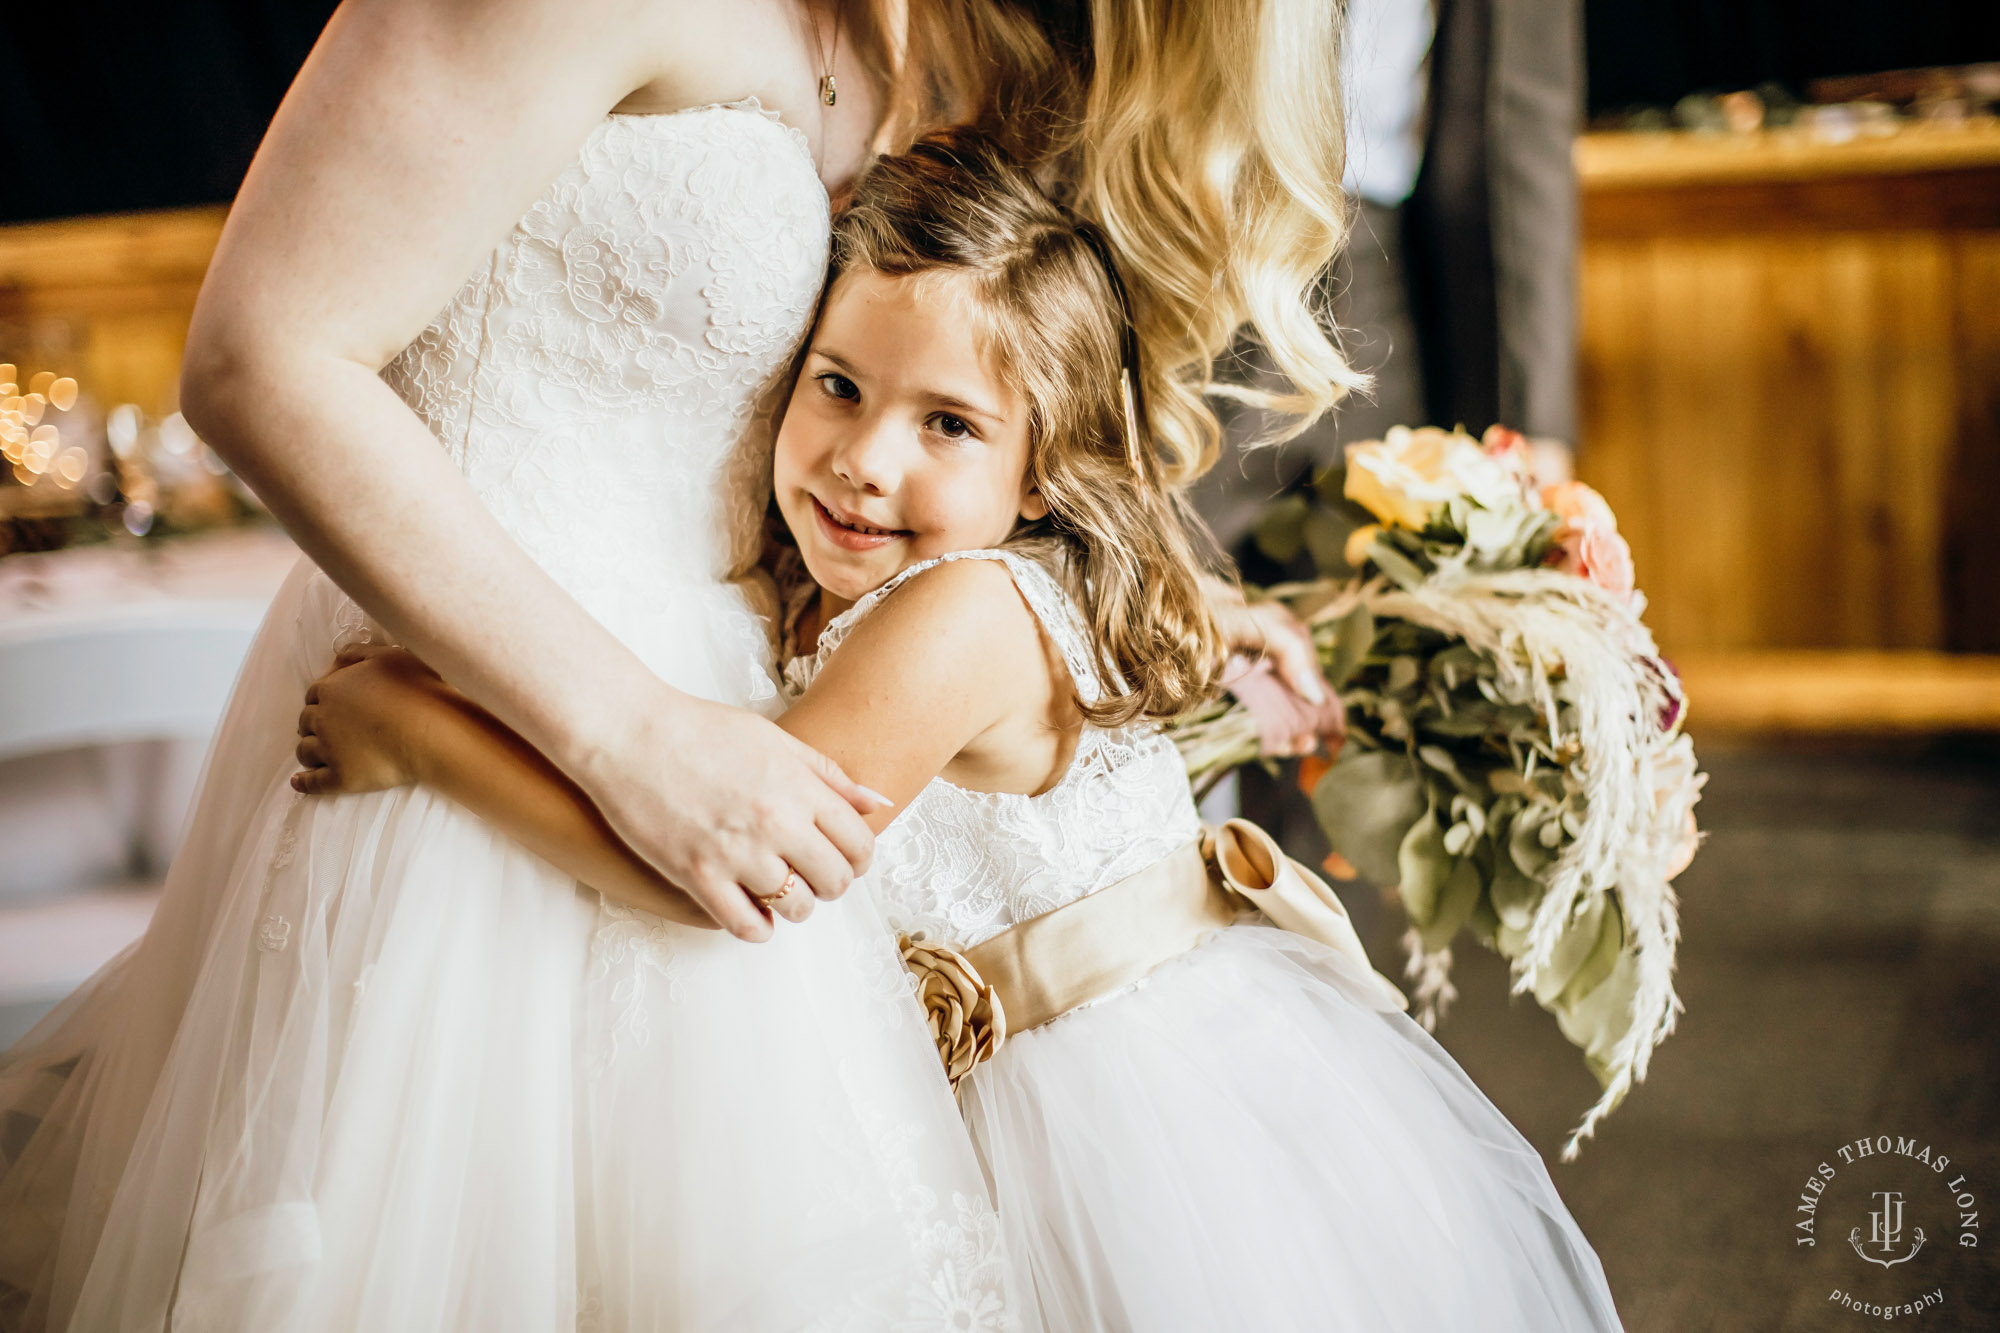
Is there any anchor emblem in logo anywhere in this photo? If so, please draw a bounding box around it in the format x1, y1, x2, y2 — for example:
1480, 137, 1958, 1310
1849, 1190, 1926, 1269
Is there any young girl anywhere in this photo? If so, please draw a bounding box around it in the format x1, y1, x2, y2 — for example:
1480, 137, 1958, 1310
294, 133, 1626, 1332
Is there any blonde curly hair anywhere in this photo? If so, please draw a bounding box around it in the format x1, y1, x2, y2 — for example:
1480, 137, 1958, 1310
873, 0, 1366, 486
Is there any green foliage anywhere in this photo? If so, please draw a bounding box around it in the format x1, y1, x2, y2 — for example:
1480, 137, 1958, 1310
1200, 444, 1669, 1112
1295, 566, 1632, 1091
1309, 749, 1426, 886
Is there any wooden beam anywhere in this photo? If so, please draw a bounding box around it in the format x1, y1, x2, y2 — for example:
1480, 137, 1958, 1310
1676, 650, 2000, 734
0, 207, 226, 295
1575, 123, 2000, 190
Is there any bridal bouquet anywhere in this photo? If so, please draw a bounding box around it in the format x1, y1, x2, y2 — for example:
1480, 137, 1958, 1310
1175, 425, 1705, 1159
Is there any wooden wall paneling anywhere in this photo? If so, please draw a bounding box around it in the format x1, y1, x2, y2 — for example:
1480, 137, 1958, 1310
1580, 129, 2000, 667
1821, 233, 1953, 649
1752, 235, 1844, 652
1947, 232, 2000, 651
1676, 649, 2000, 734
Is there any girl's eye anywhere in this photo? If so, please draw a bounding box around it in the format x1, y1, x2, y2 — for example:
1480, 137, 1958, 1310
929, 413, 972, 440
816, 372, 859, 401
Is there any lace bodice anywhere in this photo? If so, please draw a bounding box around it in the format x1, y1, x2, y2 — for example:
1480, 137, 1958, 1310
782, 550, 1202, 949
379, 101, 829, 702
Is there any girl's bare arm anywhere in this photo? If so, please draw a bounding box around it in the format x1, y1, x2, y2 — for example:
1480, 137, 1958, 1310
296, 562, 1054, 918
295, 647, 713, 928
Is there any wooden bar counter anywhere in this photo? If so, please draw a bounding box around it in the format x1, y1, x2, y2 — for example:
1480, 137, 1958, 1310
1576, 122, 2000, 733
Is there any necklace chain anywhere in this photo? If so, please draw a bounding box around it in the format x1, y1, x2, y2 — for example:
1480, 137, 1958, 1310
810, 1, 840, 106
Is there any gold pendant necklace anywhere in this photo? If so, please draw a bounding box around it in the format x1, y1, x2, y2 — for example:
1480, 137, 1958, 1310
811, 3, 841, 107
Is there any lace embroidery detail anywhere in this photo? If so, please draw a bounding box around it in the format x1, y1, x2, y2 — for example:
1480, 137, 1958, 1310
255, 916, 291, 953
902, 1193, 1015, 1332
377, 99, 827, 1066
361, 106, 1011, 1324
584, 901, 686, 1078
378, 101, 825, 679
802, 1061, 1016, 1332
783, 550, 1202, 950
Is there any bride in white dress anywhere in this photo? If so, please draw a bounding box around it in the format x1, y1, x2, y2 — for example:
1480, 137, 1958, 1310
1, 54, 1004, 1333
0, 1, 1363, 1327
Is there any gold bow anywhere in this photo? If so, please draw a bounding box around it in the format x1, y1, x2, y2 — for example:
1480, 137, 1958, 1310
1203, 819, 1409, 1014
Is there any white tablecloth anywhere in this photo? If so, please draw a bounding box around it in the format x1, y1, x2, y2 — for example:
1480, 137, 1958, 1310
0, 526, 299, 1027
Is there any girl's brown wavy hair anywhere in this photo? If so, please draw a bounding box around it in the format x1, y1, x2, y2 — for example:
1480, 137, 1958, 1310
871, 0, 1367, 485
831, 129, 1225, 725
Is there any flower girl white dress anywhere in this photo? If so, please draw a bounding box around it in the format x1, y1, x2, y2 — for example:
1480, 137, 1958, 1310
0, 105, 1008, 1332
785, 549, 1627, 1333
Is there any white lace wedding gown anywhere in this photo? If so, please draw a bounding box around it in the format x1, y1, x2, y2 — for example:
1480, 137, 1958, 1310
785, 550, 1626, 1333
0, 104, 1010, 1333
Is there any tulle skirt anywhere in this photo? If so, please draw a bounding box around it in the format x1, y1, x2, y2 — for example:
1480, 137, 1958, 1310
0, 560, 1008, 1332
959, 921, 1625, 1333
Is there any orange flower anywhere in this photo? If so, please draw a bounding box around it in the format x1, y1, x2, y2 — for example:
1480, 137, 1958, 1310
1540, 480, 1634, 595
1320, 850, 1360, 881
1296, 750, 1332, 796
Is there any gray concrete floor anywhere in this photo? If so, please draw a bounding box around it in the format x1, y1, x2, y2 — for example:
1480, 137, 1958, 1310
1346, 738, 2000, 1331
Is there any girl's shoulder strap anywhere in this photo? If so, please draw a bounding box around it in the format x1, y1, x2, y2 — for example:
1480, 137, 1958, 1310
810, 548, 1104, 704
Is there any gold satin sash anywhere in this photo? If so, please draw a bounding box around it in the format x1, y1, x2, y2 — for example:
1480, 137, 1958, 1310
965, 840, 1234, 1034
897, 822, 1409, 1091
896, 840, 1234, 1091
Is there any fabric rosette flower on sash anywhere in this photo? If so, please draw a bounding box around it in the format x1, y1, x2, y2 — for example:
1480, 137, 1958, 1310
898, 936, 1008, 1091
897, 821, 1405, 1091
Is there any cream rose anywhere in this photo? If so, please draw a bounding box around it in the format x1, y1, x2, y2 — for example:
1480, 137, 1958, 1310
1344, 427, 1455, 528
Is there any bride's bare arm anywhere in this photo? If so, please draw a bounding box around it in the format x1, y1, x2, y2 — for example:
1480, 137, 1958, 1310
181, 0, 878, 940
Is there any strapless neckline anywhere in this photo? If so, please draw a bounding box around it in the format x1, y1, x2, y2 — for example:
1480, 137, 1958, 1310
604, 95, 830, 206
377, 91, 835, 703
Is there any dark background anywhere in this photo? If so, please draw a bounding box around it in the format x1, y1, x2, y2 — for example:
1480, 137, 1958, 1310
3, 1, 1999, 224
1586, 0, 2000, 115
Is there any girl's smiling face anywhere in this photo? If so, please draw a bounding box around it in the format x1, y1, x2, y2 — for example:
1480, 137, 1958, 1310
774, 268, 1047, 614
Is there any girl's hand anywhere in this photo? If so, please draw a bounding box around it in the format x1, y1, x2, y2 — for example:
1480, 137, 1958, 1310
1204, 574, 1328, 694
293, 644, 448, 796
1203, 577, 1340, 757
1220, 654, 1347, 760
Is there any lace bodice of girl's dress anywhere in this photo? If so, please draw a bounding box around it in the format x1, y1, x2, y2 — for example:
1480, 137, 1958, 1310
783, 549, 1204, 948
380, 101, 828, 702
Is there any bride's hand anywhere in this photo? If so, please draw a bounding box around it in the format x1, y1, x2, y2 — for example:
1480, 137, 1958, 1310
571, 691, 888, 942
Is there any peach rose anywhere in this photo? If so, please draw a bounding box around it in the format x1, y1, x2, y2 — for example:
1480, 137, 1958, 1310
1480, 425, 1534, 483
1539, 480, 1618, 532
1541, 480, 1633, 594
1551, 523, 1636, 595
